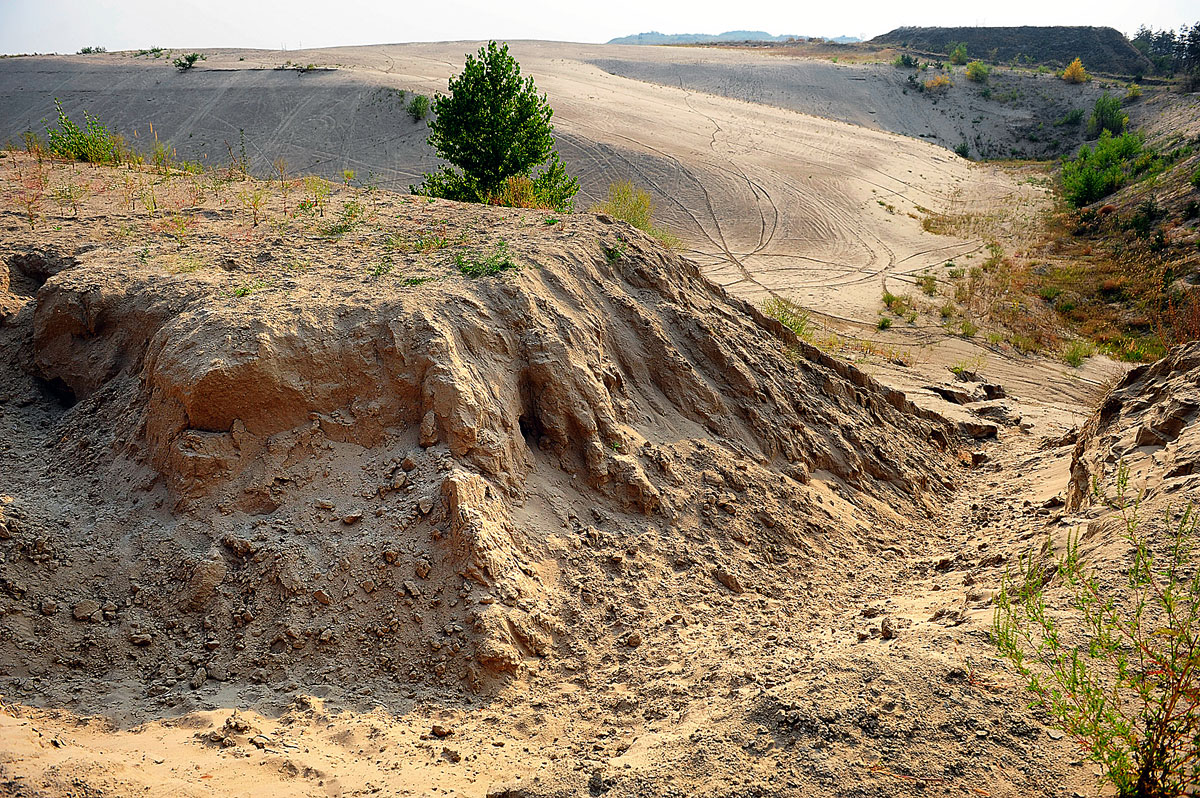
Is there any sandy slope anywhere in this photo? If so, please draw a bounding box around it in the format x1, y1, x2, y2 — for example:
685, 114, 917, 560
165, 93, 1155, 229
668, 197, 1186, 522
0, 43, 1046, 328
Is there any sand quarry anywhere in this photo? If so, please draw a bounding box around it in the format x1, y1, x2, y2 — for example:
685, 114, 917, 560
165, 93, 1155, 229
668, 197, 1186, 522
0, 40, 1196, 798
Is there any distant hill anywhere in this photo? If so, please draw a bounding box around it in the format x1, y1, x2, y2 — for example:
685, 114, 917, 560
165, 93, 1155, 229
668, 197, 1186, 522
870, 26, 1152, 75
607, 31, 860, 46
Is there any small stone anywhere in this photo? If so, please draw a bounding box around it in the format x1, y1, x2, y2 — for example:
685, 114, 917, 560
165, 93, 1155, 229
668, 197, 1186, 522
314, 499, 335, 510
401, 456, 417, 471
342, 512, 363, 525
205, 638, 220, 650
714, 567, 744, 594
129, 632, 153, 646
442, 747, 462, 763
625, 632, 642, 648
419, 411, 438, 447
73, 600, 100, 621
880, 617, 898, 640
418, 496, 434, 515
360, 579, 376, 593
40, 599, 58, 616
431, 724, 453, 738
189, 667, 207, 690
313, 589, 333, 606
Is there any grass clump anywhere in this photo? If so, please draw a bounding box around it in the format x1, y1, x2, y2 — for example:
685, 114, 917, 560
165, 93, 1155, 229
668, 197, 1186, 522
917, 272, 937, 296
762, 297, 812, 340
1062, 339, 1095, 367
993, 464, 1200, 798
407, 94, 430, 122
1089, 94, 1128, 139
456, 240, 517, 277
876, 316, 892, 330
591, 181, 680, 249
321, 200, 364, 237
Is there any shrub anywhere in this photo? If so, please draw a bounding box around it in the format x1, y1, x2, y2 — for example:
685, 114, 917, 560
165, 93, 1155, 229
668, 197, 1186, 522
948, 42, 968, 65
876, 316, 892, 330
1124, 83, 1143, 103
407, 94, 430, 122
993, 465, 1200, 798
173, 52, 205, 72
1055, 108, 1085, 127
44, 99, 119, 164
1060, 130, 1144, 207
77, 46, 106, 55
591, 181, 678, 247
1062, 57, 1089, 84
1191, 167, 1200, 190
1088, 94, 1128, 138
924, 74, 952, 93
918, 272, 937, 295
965, 60, 990, 82
954, 141, 970, 158
892, 53, 919, 68
414, 41, 577, 209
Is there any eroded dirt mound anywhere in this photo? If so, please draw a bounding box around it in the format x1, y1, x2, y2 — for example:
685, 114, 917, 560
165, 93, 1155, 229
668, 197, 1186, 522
0, 169, 960, 710
1067, 341, 1200, 510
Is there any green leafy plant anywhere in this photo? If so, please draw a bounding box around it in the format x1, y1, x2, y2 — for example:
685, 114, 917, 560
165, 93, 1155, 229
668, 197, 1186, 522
876, 316, 892, 330
407, 94, 430, 122
43, 99, 119, 164
1060, 130, 1146, 208
321, 200, 364, 237
1089, 94, 1129, 139
993, 464, 1200, 798
77, 46, 106, 54
918, 272, 937, 296
413, 41, 577, 209
601, 242, 624, 264
173, 52, 205, 72
1062, 339, 1095, 367
948, 42, 968, 65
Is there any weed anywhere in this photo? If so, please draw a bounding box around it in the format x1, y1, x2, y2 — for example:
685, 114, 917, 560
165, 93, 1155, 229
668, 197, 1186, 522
301, 176, 331, 216
917, 272, 937, 296
939, 301, 956, 319
958, 318, 979, 338
239, 188, 268, 227
543, 216, 560, 225
77, 46, 106, 54
229, 279, 269, 297
876, 316, 892, 330
456, 240, 517, 277
994, 465, 1200, 798
601, 242, 624, 264
371, 256, 394, 277
321, 200, 364, 237
51, 182, 86, 217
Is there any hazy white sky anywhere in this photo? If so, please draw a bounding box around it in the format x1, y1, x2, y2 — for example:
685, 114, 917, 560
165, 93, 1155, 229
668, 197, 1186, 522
0, 0, 1194, 54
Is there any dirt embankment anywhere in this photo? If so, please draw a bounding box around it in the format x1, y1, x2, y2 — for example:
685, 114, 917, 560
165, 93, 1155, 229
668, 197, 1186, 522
0, 153, 1115, 797
870, 26, 1153, 76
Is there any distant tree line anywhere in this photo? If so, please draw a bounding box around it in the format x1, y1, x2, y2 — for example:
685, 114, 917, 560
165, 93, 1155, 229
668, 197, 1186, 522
1130, 22, 1200, 77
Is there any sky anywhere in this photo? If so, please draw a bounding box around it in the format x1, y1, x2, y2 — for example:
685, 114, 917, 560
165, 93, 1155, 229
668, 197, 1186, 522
0, 0, 1195, 54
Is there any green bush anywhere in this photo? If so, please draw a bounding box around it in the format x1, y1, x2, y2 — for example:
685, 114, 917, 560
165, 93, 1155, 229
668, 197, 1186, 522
994, 465, 1200, 798
1060, 130, 1144, 207
762, 297, 812, 340
43, 99, 119, 164
892, 53, 919, 68
414, 41, 576, 210
77, 46, 106, 54
965, 60, 990, 82
406, 94, 430, 122
948, 42, 968, 65
173, 52, 205, 72
1055, 108, 1085, 127
1088, 94, 1128, 138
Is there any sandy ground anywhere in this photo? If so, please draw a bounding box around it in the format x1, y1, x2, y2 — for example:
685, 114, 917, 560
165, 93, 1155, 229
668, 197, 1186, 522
0, 40, 1163, 798
0, 42, 1118, 401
